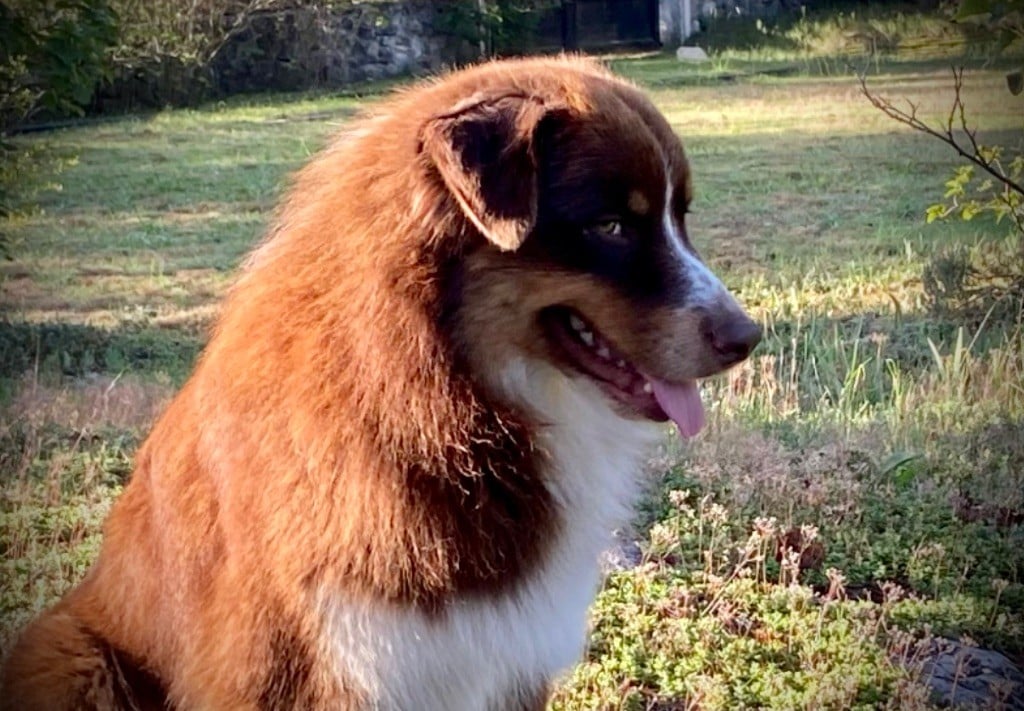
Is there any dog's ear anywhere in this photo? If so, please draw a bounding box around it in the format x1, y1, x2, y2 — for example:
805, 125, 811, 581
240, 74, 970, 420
420, 94, 554, 251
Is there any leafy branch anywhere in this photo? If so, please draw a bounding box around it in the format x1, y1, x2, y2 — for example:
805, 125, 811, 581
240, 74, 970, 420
860, 66, 1024, 249
859, 67, 1024, 199
861, 61, 1024, 323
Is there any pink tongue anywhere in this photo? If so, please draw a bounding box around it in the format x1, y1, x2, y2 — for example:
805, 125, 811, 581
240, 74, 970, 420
649, 379, 705, 439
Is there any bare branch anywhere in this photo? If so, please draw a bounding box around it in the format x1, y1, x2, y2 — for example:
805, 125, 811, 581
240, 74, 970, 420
859, 68, 1024, 198
952, 68, 989, 169
946, 67, 960, 137
1004, 184, 1024, 238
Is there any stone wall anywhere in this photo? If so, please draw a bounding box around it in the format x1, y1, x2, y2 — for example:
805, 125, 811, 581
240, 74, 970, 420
209, 1, 472, 95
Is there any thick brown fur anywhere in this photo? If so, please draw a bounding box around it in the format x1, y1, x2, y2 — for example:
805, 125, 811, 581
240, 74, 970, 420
2, 55, 758, 710
1, 56, 609, 711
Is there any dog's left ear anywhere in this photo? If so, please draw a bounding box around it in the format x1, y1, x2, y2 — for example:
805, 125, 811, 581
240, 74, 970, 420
420, 94, 554, 251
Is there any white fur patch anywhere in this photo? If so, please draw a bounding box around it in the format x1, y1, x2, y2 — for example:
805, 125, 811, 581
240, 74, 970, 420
320, 360, 662, 710
663, 178, 728, 309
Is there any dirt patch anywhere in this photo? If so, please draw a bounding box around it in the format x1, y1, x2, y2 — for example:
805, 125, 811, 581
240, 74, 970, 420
152, 305, 218, 334
161, 200, 269, 223
5, 269, 229, 321
690, 212, 772, 275
0, 265, 32, 279
678, 421, 877, 524
1, 276, 49, 309
77, 267, 126, 278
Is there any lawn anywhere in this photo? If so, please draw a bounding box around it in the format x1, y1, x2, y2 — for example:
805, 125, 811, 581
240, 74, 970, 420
2, 33, 1023, 711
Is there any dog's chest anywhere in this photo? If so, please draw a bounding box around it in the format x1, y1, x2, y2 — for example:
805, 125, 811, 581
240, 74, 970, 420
323, 525, 605, 710
321, 380, 660, 710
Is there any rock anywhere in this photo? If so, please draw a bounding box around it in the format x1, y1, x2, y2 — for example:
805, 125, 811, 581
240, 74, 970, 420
599, 532, 643, 574
918, 638, 1024, 710
676, 46, 709, 62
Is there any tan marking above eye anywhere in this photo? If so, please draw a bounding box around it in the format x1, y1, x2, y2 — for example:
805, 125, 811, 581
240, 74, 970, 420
627, 191, 650, 216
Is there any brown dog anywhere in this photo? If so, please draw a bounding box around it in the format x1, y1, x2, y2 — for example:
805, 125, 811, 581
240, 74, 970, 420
1, 56, 759, 710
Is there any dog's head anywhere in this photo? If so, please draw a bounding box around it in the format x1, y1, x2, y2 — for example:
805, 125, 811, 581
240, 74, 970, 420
420, 61, 760, 438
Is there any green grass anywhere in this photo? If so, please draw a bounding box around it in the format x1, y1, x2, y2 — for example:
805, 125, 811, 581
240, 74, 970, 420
2, 10, 1024, 707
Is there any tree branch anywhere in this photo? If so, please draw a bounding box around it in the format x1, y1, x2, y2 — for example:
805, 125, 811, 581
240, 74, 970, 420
859, 67, 1024, 198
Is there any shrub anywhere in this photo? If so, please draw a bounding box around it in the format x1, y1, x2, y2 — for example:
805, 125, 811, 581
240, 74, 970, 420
0, 0, 118, 129
435, 0, 558, 57
0, 0, 118, 256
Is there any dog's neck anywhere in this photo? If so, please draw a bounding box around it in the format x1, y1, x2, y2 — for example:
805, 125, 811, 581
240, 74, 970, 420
318, 357, 663, 710
487, 355, 664, 529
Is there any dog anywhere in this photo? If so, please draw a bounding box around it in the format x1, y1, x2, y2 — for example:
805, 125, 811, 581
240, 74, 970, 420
1, 55, 760, 710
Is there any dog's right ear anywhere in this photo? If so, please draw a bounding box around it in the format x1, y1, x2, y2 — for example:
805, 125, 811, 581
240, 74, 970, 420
420, 94, 555, 252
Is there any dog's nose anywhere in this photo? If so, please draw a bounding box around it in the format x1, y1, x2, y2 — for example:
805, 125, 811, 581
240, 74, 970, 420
709, 314, 761, 364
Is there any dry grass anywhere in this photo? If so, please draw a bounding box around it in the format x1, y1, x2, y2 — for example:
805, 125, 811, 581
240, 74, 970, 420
0, 374, 172, 651
1, 373, 172, 503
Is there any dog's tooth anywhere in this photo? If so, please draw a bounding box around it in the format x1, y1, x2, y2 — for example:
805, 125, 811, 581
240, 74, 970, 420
642, 382, 653, 394
569, 314, 585, 332
616, 359, 627, 368
580, 330, 594, 347
596, 345, 610, 359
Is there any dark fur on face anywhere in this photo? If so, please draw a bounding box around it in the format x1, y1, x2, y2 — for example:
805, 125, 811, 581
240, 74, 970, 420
452, 75, 759, 424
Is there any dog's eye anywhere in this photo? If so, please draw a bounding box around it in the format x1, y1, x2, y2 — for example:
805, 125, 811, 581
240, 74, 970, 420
588, 219, 624, 241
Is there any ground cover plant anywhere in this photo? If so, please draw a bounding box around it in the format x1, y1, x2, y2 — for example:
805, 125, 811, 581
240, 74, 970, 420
2, 9, 1023, 708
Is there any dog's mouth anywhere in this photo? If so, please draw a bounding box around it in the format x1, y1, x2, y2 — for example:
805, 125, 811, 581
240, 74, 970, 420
540, 306, 705, 438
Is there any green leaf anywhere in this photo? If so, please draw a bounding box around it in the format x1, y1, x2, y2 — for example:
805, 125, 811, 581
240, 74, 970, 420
925, 204, 947, 223
996, 28, 1019, 51
955, 0, 993, 21
960, 202, 981, 220
943, 168, 971, 197
978, 145, 1001, 163
880, 451, 922, 477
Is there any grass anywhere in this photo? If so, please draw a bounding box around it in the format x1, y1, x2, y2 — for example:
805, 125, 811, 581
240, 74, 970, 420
2, 7, 1024, 707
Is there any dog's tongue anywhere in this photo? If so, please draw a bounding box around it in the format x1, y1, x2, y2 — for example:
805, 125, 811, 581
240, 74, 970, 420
649, 379, 705, 439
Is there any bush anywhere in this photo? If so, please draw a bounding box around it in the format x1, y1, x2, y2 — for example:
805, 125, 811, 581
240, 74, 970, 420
435, 0, 558, 57
0, 0, 118, 256
0, 0, 118, 129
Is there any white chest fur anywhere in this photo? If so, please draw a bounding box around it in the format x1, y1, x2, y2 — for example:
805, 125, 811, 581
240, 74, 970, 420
320, 360, 662, 710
